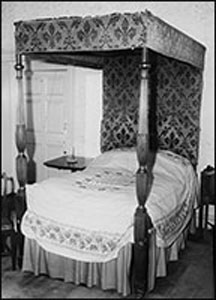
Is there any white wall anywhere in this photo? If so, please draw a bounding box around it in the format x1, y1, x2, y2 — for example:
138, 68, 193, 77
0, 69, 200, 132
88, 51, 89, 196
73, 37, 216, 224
2, 54, 13, 175
2, 51, 18, 180
2, 2, 214, 186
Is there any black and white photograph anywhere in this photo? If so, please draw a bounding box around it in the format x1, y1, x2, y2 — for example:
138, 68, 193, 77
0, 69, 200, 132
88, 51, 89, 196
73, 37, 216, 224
1, 2, 215, 298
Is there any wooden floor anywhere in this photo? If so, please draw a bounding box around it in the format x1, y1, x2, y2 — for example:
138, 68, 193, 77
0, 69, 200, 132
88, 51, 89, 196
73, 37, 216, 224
1, 229, 215, 299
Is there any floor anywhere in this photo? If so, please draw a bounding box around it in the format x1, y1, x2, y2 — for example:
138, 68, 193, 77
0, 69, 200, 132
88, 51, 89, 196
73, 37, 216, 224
1, 229, 215, 299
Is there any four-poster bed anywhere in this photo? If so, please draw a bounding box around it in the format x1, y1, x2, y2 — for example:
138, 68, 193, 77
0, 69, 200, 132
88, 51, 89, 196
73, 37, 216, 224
13, 10, 205, 297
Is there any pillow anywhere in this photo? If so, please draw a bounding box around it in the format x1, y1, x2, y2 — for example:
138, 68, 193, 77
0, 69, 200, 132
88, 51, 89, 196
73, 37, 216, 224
88, 148, 192, 176
88, 147, 138, 173
156, 149, 191, 167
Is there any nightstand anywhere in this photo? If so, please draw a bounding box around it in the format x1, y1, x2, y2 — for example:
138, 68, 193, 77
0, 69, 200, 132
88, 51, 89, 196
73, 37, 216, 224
44, 155, 87, 172
198, 165, 215, 234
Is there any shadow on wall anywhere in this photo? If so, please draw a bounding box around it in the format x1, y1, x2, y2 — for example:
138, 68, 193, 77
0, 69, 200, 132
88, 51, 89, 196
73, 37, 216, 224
25, 57, 37, 184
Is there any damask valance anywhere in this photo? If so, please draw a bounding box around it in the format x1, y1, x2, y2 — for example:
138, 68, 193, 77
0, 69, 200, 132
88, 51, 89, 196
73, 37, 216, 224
14, 10, 205, 70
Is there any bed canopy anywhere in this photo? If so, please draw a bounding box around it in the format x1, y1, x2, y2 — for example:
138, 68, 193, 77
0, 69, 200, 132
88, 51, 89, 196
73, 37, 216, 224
13, 10, 206, 297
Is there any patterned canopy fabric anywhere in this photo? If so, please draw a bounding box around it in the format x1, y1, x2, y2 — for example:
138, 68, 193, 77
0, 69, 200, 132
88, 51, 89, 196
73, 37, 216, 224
101, 50, 203, 167
14, 10, 205, 70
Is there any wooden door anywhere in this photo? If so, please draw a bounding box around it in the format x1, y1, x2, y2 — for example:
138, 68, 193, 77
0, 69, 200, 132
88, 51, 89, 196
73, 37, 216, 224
25, 60, 102, 183
25, 60, 73, 182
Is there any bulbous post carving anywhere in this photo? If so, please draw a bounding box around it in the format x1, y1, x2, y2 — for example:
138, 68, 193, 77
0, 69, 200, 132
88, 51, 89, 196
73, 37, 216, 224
136, 47, 152, 209
14, 54, 27, 269
15, 54, 27, 191
136, 47, 152, 214
14, 55, 27, 216
133, 47, 153, 298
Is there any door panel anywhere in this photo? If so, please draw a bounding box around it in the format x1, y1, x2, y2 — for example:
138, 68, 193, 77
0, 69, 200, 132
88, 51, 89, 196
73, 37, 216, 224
46, 100, 65, 133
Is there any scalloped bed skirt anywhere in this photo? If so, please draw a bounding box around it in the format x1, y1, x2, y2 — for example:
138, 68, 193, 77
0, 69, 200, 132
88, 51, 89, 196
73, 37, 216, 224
22, 222, 192, 297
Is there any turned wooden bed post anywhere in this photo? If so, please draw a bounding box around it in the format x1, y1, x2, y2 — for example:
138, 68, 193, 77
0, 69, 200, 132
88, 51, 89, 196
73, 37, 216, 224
132, 47, 154, 298
14, 54, 27, 268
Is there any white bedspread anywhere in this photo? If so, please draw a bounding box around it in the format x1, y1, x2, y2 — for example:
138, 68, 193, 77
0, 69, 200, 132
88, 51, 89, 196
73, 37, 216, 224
21, 149, 198, 263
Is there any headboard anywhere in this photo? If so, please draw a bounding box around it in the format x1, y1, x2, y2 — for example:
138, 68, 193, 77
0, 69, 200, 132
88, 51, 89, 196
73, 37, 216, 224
100, 49, 203, 167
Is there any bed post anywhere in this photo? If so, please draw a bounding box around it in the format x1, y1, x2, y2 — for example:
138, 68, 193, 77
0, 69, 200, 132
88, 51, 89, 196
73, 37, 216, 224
132, 47, 153, 298
14, 54, 27, 268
